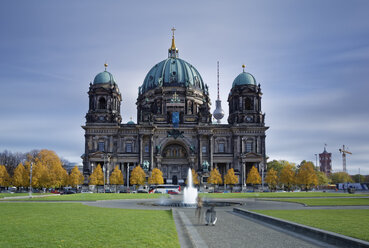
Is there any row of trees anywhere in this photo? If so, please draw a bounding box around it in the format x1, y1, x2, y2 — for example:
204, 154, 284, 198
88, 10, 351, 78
0, 149, 70, 177
0, 149, 83, 189
88, 165, 241, 190
265, 160, 363, 191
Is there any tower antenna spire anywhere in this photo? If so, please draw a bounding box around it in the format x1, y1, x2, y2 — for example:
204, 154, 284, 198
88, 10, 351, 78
213, 61, 224, 124
217, 61, 220, 100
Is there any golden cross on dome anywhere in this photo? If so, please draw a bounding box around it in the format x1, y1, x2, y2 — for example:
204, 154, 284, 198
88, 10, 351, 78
171, 27, 176, 37
104, 63, 108, 71
242, 64, 245, 72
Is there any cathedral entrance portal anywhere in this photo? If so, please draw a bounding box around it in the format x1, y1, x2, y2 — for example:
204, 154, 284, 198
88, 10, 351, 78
172, 175, 178, 185
161, 143, 190, 184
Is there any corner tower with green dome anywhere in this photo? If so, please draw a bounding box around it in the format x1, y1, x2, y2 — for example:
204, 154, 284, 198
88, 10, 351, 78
228, 64, 265, 125
84, 64, 122, 126
82, 30, 268, 190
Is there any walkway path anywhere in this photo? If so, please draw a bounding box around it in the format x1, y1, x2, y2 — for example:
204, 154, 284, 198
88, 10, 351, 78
179, 206, 327, 248
84, 198, 361, 247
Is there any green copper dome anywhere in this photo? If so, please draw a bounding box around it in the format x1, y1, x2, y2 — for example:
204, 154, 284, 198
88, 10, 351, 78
93, 71, 115, 84
232, 71, 256, 88
139, 58, 205, 95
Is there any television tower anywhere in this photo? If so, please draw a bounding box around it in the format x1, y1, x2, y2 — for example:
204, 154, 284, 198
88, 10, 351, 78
213, 61, 224, 124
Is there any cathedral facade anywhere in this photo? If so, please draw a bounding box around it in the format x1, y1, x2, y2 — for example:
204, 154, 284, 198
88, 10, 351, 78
82, 32, 268, 187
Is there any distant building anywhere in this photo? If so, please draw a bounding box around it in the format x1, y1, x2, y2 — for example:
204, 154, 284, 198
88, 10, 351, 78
319, 147, 332, 176
81, 31, 268, 187
64, 163, 83, 173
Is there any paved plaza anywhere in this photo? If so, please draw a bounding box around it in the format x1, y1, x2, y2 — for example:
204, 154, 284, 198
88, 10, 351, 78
84, 197, 369, 247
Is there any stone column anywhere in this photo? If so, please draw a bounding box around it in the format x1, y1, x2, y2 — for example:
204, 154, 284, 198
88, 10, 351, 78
155, 155, 161, 170
198, 134, 202, 168
209, 135, 214, 171
257, 136, 261, 154
242, 162, 246, 191
139, 134, 143, 165
127, 163, 130, 188
109, 136, 113, 152
150, 135, 154, 170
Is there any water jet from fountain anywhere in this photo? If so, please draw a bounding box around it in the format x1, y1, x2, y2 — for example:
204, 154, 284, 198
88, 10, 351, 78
183, 168, 198, 205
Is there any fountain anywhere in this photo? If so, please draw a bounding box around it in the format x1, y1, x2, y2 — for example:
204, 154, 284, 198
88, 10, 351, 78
151, 167, 241, 208
183, 168, 198, 205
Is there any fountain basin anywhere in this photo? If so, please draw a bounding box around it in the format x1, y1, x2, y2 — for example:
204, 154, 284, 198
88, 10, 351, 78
152, 200, 242, 208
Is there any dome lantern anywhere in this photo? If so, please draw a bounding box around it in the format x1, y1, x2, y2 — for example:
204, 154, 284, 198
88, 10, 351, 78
168, 27, 179, 58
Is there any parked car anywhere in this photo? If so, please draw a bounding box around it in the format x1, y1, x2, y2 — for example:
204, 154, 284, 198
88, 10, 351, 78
167, 190, 179, 195
62, 190, 76, 195
81, 190, 93, 194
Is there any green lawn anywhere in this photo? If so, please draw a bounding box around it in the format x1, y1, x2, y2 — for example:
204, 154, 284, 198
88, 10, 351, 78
0, 193, 51, 198
267, 197, 369, 206
4, 193, 166, 201
199, 192, 369, 199
0, 202, 179, 248
253, 209, 369, 241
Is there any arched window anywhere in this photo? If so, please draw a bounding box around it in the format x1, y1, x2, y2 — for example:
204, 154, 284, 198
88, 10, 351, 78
246, 141, 253, 153
245, 97, 253, 110
98, 97, 107, 110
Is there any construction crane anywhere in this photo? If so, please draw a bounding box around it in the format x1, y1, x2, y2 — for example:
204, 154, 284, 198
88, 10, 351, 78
339, 145, 352, 172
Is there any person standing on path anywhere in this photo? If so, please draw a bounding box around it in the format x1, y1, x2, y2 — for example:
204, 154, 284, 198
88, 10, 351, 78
196, 196, 203, 224
205, 206, 217, 226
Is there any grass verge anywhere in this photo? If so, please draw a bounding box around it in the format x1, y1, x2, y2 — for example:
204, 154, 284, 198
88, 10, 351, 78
0, 202, 179, 248
266, 197, 369, 206
4, 193, 166, 201
0, 193, 51, 198
199, 192, 369, 199
253, 209, 369, 241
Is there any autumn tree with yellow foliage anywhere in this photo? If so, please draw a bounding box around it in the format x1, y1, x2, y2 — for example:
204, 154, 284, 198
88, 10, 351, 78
265, 168, 278, 191
89, 164, 104, 185
109, 166, 124, 192
0, 165, 10, 187
279, 163, 296, 191
246, 166, 261, 189
224, 168, 238, 192
68, 166, 84, 187
110, 166, 124, 185
296, 162, 318, 191
208, 168, 222, 186
130, 165, 146, 187
24, 149, 68, 189
191, 169, 199, 185
148, 168, 164, 186
12, 163, 28, 188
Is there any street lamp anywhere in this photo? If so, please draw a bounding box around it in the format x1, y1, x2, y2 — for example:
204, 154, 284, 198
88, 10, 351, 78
29, 162, 33, 198
102, 154, 111, 193
103, 166, 106, 193
315, 154, 318, 169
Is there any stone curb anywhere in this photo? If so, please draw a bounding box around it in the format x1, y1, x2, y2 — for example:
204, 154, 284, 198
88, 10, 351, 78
175, 210, 208, 248
233, 208, 369, 248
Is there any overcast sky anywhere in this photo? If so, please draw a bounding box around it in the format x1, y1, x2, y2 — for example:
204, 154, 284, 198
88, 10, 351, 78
1, 1, 368, 174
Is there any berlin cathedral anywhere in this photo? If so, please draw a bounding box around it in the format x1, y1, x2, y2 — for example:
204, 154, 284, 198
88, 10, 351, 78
82, 30, 268, 187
